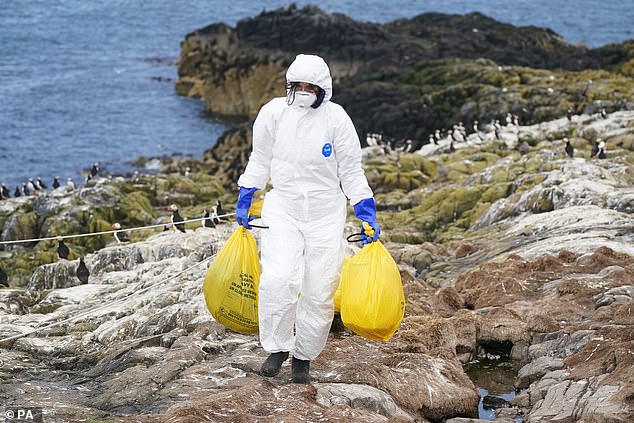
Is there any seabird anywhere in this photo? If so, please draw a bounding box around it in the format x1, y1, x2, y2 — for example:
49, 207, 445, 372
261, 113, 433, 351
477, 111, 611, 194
591, 138, 601, 158
14, 186, 21, 197
67, 177, 75, 190
184, 167, 191, 178
22, 182, 30, 196
0, 267, 8, 287
76, 257, 90, 284
598, 140, 606, 159
202, 209, 215, 228
52, 176, 61, 189
90, 162, 100, 178
169, 204, 186, 233
36, 176, 47, 190
216, 200, 227, 221
506, 113, 513, 126
449, 140, 455, 153
57, 238, 70, 260
567, 108, 573, 121
564, 138, 574, 158
472, 121, 479, 134
112, 223, 130, 243
600, 108, 607, 119
513, 115, 519, 126
211, 206, 221, 225
1, 184, 9, 199
27, 178, 38, 192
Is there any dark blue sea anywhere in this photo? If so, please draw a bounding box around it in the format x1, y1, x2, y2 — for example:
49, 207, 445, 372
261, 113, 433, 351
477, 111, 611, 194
1, 0, 633, 190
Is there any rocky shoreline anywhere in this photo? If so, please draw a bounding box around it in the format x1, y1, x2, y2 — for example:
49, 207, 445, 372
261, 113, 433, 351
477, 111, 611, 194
1, 5, 634, 423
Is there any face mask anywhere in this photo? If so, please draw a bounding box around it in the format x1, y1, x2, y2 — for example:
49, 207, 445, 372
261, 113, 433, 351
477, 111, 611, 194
289, 91, 316, 109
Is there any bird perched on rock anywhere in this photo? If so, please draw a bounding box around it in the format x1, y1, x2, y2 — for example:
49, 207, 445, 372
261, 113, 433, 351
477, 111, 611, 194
1, 184, 9, 199
14, 186, 21, 197
36, 176, 47, 190
57, 238, 70, 260
52, 176, 61, 189
202, 209, 215, 228
169, 204, 186, 233
112, 223, 130, 243
216, 200, 228, 221
22, 182, 30, 196
600, 108, 607, 119
564, 138, 574, 158
67, 177, 75, 190
76, 257, 90, 284
0, 268, 8, 287
90, 162, 100, 179
567, 108, 573, 121
27, 178, 38, 192
598, 140, 606, 159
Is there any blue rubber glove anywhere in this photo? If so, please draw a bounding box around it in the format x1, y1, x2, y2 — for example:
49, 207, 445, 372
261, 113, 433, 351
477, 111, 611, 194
236, 186, 257, 229
353, 198, 380, 245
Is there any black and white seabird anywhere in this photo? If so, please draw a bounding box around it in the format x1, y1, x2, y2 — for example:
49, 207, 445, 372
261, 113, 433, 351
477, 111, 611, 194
52, 176, 61, 189
22, 182, 30, 196
564, 138, 574, 158
202, 209, 215, 228
1, 184, 9, 199
169, 204, 186, 233
27, 178, 38, 192
57, 238, 70, 260
67, 177, 75, 190
14, 186, 21, 197
210, 206, 220, 225
36, 176, 47, 190
600, 108, 607, 119
566, 108, 573, 121
216, 200, 228, 221
76, 257, 90, 284
90, 162, 100, 178
112, 223, 130, 243
598, 140, 606, 159
0, 267, 8, 287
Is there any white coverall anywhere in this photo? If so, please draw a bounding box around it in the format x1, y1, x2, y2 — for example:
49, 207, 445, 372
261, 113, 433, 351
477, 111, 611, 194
238, 54, 373, 361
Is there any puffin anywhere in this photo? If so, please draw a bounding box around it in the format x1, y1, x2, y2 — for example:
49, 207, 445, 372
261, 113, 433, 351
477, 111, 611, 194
76, 257, 90, 284
202, 209, 215, 228
57, 238, 70, 260
112, 223, 130, 243
36, 176, 47, 189
52, 176, 61, 189
169, 204, 186, 233
564, 138, 574, 158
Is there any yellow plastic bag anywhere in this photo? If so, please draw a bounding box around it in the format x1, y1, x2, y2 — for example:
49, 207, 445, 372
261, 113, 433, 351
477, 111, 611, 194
340, 241, 405, 341
249, 199, 264, 217
333, 257, 349, 314
203, 226, 260, 333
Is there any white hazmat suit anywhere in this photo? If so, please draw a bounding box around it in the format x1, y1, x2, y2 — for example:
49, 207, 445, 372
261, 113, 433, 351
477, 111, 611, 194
237, 54, 373, 360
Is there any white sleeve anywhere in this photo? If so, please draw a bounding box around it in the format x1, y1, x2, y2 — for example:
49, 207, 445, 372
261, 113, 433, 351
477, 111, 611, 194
237, 103, 275, 189
334, 108, 374, 205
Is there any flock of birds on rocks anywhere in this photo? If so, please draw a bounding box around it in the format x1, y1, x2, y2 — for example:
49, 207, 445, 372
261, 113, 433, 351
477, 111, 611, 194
0, 160, 232, 288
0, 163, 101, 200
366, 107, 611, 159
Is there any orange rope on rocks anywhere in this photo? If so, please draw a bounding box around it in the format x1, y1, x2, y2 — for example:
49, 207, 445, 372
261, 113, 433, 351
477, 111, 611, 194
0, 212, 236, 245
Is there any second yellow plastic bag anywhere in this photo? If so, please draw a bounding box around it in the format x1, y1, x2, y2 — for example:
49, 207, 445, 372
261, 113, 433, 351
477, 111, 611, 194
203, 226, 260, 333
340, 241, 405, 341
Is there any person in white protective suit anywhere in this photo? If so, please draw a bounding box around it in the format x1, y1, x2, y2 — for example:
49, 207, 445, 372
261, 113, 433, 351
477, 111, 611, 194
235, 54, 380, 384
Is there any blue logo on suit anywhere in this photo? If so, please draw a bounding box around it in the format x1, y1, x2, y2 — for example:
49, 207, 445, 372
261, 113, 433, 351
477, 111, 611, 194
322, 143, 332, 157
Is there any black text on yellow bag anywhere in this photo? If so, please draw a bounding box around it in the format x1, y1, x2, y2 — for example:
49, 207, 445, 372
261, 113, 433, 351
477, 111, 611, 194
340, 240, 405, 341
203, 226, 261, 333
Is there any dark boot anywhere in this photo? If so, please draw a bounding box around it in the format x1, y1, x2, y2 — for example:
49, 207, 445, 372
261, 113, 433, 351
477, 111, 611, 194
260, 352, 289, 377
291, 357, 310, 384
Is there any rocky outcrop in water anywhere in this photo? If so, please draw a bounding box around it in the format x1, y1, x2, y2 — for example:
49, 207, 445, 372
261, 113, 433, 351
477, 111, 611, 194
176, 5, 634, 146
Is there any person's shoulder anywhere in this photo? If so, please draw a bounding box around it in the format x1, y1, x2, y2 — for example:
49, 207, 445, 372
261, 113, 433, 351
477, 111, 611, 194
323, 101, 352, 124
261, 97, 286, 112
